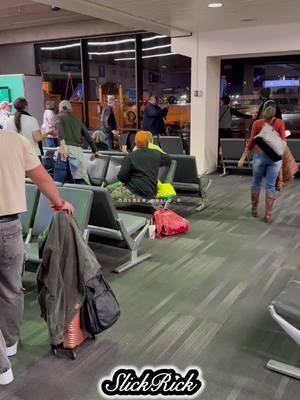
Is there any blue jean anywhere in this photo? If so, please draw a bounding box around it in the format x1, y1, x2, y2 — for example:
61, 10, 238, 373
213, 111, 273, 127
252, 152, 282, 194
45, 137, 59, 148
53, 154, 87, 185
103, 128, 114, 150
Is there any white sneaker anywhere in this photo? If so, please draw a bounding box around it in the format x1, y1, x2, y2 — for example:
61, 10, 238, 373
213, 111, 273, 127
6, 341, 18, 357
0, 368, 14, 385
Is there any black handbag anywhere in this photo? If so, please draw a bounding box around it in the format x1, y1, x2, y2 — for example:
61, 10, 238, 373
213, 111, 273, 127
82, 274, 120, 335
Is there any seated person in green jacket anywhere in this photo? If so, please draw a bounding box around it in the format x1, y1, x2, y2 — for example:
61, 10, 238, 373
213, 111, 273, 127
54, 100, 97, 185
107, 131, 171, 205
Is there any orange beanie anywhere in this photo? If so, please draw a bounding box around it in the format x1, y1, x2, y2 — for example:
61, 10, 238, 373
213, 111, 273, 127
135, 131, 150, 147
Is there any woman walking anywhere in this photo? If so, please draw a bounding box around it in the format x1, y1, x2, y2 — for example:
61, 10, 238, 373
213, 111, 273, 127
238, 100, 286, 222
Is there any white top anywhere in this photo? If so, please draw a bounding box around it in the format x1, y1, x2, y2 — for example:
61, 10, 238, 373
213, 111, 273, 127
5, 114, 41, 156
41, 109, 57, 135
0, 131, 40, 216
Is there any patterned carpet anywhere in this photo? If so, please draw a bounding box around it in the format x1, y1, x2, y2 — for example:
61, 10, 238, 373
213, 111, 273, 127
1, 174, 300, 400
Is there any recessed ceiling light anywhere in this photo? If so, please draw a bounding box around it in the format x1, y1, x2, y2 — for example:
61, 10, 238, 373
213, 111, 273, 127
161, 65, 167, 69
240, 17, 257, 22
208, 2, 223, 8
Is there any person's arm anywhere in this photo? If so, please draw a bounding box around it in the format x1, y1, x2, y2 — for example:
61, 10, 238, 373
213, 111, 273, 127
160, 152, 171, 167
231, 108, 252, 119
27, 164, 74, 214
238, 121, 258, 168
117, 156, 132, 183
145, 104, 166, 118
32, 129, 49, 143
81, 124, 97, 155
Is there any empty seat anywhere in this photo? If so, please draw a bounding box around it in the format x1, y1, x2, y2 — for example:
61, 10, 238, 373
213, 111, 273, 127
159, 136, 185, 154
220, 138, 249, 174
158, 160, 177, 184
83, 153, 110, 186
65, 184, 151, 273
25, 186, 93, 266
287, 139, 300, 163
105, 155, 125, 186
171, 155, 211, 211
267, 278, 300, 379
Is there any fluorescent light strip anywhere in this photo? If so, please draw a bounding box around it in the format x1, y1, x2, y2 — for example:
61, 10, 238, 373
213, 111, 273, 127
40, 43, 80, 50
142, 44, 171, 52
142, 35, 167, 42
114, 52, 177, 61
88, 38, 135, 46
89, 49, 135, 56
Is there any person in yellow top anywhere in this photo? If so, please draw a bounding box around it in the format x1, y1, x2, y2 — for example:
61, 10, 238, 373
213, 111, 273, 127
133, 131, 165, 153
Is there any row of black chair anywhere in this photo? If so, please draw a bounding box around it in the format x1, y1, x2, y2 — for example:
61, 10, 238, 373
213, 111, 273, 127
220, 138, 300, 176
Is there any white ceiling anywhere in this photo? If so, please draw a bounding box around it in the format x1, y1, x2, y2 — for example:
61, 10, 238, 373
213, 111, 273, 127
0, 0, 94, 32
33, 0, 300, 35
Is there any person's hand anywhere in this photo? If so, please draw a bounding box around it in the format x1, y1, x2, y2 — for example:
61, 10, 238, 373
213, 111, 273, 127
90, 153, 96, 161
238, 158, 244, 168
112, 130, 119, 138
60, 146, 69, 159
61, 201, 74, 215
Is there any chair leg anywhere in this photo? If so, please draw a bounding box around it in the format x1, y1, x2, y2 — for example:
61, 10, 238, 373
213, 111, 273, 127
267, 360, 300, 380
114, 251, 152, 273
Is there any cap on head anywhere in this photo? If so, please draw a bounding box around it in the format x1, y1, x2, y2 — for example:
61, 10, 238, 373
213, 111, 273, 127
107, 95, 116, 103
59, 100, 72, 113
1, 101, 12, 108
135, 131, 150, 148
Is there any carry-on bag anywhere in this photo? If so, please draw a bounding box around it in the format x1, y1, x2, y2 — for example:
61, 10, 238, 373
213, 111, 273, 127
51, 311, 91, 360
153, 209, 190, 239
82, 274, 120, 336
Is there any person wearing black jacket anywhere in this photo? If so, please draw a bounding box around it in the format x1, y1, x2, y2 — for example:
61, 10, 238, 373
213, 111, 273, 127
142, 96, 168, 136
101, 95, 119, 150
107, 131, 171, 205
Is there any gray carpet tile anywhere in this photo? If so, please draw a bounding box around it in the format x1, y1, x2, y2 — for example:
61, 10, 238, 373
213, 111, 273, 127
1, 174, 300, 400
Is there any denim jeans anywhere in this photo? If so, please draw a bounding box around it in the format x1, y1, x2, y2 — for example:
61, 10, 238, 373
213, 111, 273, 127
103, 128, 114, 150
45, 137, 59, 148
252, 152, 282, 194
53, 153, 73, 184
0, 218, 24, 372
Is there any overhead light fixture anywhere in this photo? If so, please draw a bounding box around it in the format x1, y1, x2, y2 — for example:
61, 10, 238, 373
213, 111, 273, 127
88, 38, 135, 46
142, 44, 171, 52
208, 2, 223, 7
40, 43, 80, 50
161, 65, 167, 69
142, 35, 167, 42
89, 49, 136, 56
114, 52, 177, 61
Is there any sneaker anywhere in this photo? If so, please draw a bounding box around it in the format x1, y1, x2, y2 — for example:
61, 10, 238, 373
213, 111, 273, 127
6, 341, 18, 357
0, 368, 14, 385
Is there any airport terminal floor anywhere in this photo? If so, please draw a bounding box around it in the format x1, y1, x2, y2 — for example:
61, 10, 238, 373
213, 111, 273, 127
2, 174, 300, 400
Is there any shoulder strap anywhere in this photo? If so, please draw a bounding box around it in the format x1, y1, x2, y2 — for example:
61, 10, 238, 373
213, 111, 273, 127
219, 106, 230, 123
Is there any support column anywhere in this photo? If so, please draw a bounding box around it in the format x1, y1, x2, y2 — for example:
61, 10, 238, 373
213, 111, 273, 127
80, 39, 90, 126
190, 55, 221, 174
135, 34, 143, 129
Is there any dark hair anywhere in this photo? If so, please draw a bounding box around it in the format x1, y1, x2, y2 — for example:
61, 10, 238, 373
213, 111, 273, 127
14, 97, 28, 133
221, 95, 230, 105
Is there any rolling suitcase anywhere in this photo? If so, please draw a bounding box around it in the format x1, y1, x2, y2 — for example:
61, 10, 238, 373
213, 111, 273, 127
51, 311, 93, 359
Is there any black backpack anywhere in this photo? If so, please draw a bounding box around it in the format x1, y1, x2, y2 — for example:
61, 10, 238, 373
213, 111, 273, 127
82, 274, 120, 335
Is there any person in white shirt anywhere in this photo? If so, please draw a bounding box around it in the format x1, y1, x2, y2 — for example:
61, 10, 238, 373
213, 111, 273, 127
5, 97, 55, 158
0, 101, 12, 129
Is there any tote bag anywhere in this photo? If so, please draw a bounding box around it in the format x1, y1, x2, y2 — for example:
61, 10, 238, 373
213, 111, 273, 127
253, 123, 286, 162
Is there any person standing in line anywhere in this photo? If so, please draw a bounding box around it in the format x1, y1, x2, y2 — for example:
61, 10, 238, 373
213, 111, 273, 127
0, 130, 74, 385
0, 101, 12, 129
101, 95, 119, 150
54, 100, 97, 185
5, 97, 52, 159
142, 96, 168, 137
41, 100, 59, 148
238, 100, 286, 222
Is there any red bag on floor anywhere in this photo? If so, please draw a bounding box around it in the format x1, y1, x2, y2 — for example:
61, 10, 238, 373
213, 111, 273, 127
153, 209, 190, 239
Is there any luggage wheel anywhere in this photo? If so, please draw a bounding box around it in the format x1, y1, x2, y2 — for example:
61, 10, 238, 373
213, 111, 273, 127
51, 345, 58, 357
71, 350, 77, 360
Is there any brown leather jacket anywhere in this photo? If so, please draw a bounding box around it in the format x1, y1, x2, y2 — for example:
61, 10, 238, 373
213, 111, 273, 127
277, 146, 298, 191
